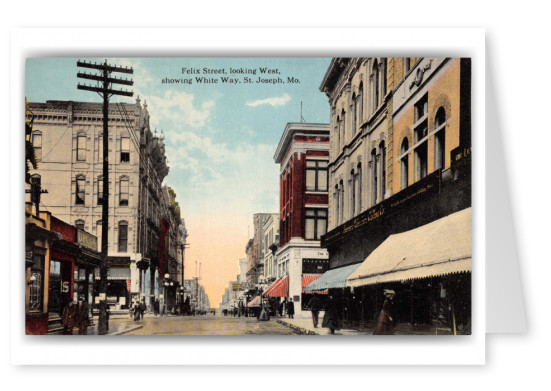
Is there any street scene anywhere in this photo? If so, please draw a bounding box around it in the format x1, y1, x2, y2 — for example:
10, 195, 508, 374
25, 57, 471, 336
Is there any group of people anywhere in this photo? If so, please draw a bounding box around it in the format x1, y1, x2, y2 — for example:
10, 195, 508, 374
278, 299, 295, 319
307, 290, 396, 335
61, 297, 90, 335
132, 300, 147, 321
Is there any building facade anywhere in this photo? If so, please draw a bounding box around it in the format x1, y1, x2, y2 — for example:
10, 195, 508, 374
270, 123, 331, 316
26, 99, 184, 311
318, 58, 471, 332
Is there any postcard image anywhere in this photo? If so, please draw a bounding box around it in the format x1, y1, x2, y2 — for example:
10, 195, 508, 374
24, 56, 471, 336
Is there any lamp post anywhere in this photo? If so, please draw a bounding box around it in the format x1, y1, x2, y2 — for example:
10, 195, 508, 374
163, 273, 170, 316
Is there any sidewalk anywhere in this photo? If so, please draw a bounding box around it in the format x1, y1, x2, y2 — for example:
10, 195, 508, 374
276, 315, 457, 335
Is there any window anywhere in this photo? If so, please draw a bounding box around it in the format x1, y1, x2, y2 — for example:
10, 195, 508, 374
97, 176, 104, 205
75, 175, 85, 205
30, 174, 41, 205
357, 83, 363, 128
334, 185, 340, 226
380, 141, 386, 199
32, 132, 42, 161
28, 252, 44, 312
96, 221, 102, 252
119, 176, 129, 206
371, 149, 378, 206
350, 170, 356, 217
434, 107, 446, 170
371, 60, 380, 111
351, 93, 357, 134
305, 209, 327, 240
380, 59, 387, 98
75, 219, 85, 231
96, 135, 103, 163
120, 136, 130, 162
356, 163, 362, 213
401, 138, 409, 190
339, 180, 344, 223
414, 95, 429, 181
118, 221, 128, 252
306, 160, 328, 192
341, 109, 346, 147
76, 134, 86, 161
335, 116, 341, 152
403, 58, 411, 76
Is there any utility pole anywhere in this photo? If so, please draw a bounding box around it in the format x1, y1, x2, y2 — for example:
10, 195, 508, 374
77, 60, 133, 335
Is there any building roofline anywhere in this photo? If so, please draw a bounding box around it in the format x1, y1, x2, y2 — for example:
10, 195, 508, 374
273, 122, 330, 163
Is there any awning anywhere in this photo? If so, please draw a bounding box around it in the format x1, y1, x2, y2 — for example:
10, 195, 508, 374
271, 276, 289, 298
247, 296, 261, 307
347, 207, 472, 287
302, 274, 326, 294
304, 263, 362, 292
263, 278, 282, 297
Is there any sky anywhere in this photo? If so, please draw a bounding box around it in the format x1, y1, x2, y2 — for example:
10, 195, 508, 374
25, 57, 332, 306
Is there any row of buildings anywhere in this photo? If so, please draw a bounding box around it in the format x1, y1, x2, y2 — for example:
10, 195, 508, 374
224, 57, 472, 333
25, 98, 189, 334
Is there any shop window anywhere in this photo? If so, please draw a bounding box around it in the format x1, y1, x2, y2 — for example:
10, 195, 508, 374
305, 209, 327, 241
306, 160, 328, 192
434, 107, 446, 170
120, 136, 130, 163
75, 175, 85, 205
119, 176, 129, 206
118, 221, 128, 252
76, 133, 87, 161
28, 253, 45, 312
32, 131, 42, 161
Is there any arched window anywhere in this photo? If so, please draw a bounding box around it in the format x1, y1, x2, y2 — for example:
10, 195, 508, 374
31, 131, 42, 161
379, 59, 387, 100
334, 184, 340, 226
434, 107, 446, 170
335, 115, 341, 152
341, 109, 346, 147
380, 141, 386, 199
350, 169, 356, 217
119, 176, 129, 206
75, 219, 85, 231
75, 175, 85, 205
357, 163, 362, 213
351, 93, 357, 134
339, 179, 344, 223
372, 60, 379, 112
357, 83, 363, 127
118, 220, 128, 252
371, 149, 378, 206
401, 139, 409, 190
76, 133, 87, 161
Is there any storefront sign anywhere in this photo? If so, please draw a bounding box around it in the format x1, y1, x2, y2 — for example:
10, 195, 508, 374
62, 281, 69, 293
232, 283, 243, 291
77, 229, 97, 251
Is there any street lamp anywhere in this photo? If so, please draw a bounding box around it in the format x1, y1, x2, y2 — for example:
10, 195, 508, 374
163, 273, 170, 315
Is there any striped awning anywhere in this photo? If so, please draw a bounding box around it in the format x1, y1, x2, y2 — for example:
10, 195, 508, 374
271, 276, 289, 298
247, 296, 261, 307
263, 278, 282, 298
347, 207, 472, 287
304, 263, 362, 292
301, 274, 325, 293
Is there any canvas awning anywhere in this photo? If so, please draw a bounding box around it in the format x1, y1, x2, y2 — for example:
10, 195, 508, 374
347, 207, 472, 288
247, 296, 261, 307
271, 276, 289, 298
304, 263, 362, 292
263, 278, 282, 297
301, 274, 327, 294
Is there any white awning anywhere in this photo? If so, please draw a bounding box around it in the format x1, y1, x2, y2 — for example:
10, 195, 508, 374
304, 263, 361, 292
347, 208, 471, 287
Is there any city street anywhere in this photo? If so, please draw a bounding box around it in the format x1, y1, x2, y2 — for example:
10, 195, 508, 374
104, 313, 301, 336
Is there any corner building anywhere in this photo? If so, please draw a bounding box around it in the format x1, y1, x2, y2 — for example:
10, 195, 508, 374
271, 123, 331, 317
317, 58, 472, 333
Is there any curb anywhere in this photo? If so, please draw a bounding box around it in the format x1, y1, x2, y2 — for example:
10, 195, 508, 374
276, 319, 319, 335
109, 325, 144, 335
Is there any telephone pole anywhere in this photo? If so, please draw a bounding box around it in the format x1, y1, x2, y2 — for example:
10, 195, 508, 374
77, 59, 133, 335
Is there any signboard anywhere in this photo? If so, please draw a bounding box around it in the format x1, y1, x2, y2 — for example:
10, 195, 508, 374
232, 283, 243, 291
77, 229, 98, 251
62, 281, 69, 293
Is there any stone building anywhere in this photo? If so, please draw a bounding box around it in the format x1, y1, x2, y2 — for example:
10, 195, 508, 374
314, 58, 472, 332
26, 98, 184, 311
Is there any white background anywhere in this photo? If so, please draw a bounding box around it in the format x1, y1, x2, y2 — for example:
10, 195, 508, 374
1, 1, 547, 389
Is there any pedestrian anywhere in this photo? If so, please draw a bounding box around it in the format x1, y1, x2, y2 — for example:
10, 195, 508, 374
61, 300, 76, 335
278, 300, 284, 316
373, 290, 395, 335
154, 299, 160, 316
307, 293, 323, 328
258, 300, 270, 321
75, 296, 89, 335
286, 299, 295, 319
322, 295, 342, 334
140, 299, 146, 319
133, 302, 141, 321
